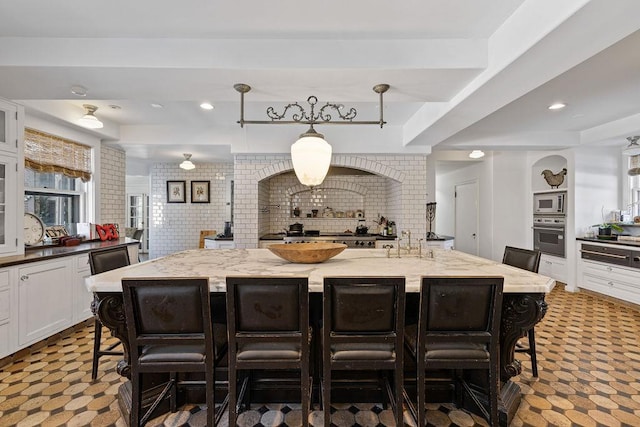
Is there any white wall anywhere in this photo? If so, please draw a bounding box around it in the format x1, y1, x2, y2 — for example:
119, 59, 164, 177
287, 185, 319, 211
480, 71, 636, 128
149, 162, 234, 258
435, 151, 529, 261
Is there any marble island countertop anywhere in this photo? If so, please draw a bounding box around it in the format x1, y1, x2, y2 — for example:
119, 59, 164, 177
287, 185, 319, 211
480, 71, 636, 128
86, 248, 554, 294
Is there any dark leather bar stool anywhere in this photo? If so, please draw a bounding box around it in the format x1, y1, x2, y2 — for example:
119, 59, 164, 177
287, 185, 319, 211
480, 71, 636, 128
405, 276, 504, 427
225, 276, 311, 427
322, 277, 406, 427
88, 246, 130, 380
122, 277, 227, 427
503, 245, 542, 377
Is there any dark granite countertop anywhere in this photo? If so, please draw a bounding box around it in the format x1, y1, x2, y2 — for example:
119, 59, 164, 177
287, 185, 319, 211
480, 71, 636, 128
426, 235, 454, 241
577, 237, 640, 249
259, 233, 399, 241
0, 238, 139, 268
204, 235, 234, 241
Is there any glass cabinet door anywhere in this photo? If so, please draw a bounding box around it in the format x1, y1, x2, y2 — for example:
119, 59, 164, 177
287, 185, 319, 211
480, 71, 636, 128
0, 155, 17, 254
0, 99, 18, 154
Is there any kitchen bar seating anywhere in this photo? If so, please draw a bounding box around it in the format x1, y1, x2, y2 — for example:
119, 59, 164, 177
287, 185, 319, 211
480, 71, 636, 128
88, 246, 130, 380
502, 246, 542, 377
225, 276, 311, 427
122, 277, 224, 427
322, 277, 406, 427
405, 276, 504, 427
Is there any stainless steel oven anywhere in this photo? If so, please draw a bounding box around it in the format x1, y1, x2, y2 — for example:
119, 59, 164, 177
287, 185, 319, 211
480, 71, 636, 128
533, 217, 565, 258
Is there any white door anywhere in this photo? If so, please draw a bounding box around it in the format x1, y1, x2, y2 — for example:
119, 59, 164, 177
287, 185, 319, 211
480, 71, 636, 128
455, 181, 479, 255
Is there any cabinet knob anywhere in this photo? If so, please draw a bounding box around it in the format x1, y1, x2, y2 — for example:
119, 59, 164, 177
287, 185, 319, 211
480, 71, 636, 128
608, 281, 614, 286
20, 275, 29, 281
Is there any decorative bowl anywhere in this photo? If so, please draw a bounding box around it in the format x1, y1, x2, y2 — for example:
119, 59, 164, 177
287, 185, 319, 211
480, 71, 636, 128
268, 242, 347, 264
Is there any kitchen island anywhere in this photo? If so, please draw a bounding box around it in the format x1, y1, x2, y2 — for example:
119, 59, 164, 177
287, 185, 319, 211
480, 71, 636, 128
87, 248, 554, 426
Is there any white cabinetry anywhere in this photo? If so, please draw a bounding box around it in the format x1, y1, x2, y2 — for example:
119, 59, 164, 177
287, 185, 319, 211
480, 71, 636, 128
424, 239, 454, 250
539, 254, 566, 283
73, 254, 93, 322
18, 259, 73, 347
0, 98, 23, 257
0, 269, 11, 358
204, 239, 235, 249
577, 242, 640, 305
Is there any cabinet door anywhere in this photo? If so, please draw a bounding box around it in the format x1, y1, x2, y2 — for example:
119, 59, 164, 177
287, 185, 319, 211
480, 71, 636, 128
0, 154, 18, 255
0, 269, 10, 358
0, 99, 18, 154
18, 259, 73, 346
73, 254, 93, 322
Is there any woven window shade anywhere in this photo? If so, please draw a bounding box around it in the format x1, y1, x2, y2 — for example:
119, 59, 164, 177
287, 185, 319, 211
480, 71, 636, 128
24, 128, 92, 182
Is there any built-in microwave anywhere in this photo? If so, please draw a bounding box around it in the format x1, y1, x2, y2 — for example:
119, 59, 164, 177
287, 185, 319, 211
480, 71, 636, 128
533, 191, 566, 215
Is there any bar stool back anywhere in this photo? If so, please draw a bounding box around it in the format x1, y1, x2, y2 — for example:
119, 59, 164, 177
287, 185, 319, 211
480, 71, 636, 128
406, 276, 503, 427
225, 276, 311, 427
322, 277, 406, 427
88, 246, 130, 380
122, 277, 224, 427
502, 246, 542, 377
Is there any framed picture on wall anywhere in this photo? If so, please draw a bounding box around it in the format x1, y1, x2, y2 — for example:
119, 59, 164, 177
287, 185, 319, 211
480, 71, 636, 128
167, 180, 186, 203
191, 180, 210, 203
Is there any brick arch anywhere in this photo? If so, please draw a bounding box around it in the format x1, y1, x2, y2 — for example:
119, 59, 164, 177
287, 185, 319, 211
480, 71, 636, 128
286, 181, 369, 197
253, 156, 405, 183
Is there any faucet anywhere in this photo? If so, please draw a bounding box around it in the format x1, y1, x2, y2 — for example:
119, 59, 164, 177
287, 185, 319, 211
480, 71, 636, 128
395, 230, 423, 258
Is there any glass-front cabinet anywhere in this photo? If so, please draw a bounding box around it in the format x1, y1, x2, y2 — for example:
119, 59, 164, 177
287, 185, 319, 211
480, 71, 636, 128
0, 98, 23, 256
0, 154, 18, 255
0, 99, 18, 155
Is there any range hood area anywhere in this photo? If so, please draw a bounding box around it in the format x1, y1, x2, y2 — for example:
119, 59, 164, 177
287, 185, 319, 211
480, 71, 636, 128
233, 154, 428, 249
258, 168, 399, 237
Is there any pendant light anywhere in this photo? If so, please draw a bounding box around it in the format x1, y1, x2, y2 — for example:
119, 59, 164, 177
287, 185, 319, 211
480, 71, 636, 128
290, 126, 332, 187
179, 153, 196, 170
77, 104, 104, 129
233, 83, 389, 187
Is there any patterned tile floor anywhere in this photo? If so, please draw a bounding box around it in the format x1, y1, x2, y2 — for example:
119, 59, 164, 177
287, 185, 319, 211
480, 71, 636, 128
1, 285, 640, 427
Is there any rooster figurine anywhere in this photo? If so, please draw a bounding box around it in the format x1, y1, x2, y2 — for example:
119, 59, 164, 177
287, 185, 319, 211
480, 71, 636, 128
541, 168, 567, 188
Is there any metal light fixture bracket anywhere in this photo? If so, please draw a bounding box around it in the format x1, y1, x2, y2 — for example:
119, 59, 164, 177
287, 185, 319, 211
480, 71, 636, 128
234, 83, 389, 128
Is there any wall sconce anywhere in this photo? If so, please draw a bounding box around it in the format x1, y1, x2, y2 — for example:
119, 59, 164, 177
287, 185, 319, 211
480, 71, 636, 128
179, 153, 196, 170
234, 83, 389, 187
77, 104, 103, 129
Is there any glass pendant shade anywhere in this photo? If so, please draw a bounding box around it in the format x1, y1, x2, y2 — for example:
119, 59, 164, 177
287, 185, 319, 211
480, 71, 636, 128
291, 126, 332, 186
179, 153, 196, 170
77, 104, 104, 129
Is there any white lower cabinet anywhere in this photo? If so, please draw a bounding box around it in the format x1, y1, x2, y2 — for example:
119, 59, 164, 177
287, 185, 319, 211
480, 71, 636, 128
579, 260, 640, 305
0, 269, 11, 358
205, 239, 235, 249
18, 259, 73, 347
539, 254, 567, 282
73, 254, 94, 322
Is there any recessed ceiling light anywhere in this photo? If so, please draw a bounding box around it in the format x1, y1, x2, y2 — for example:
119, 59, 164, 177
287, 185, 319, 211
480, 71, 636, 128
151, 103, 164, 109
548, 103, 566, 110
200, 102, 214, 110
70, 85, 87, 97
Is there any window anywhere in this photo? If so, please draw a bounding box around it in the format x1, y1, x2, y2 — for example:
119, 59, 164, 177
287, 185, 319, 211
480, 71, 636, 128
23, 128, 93, 234
24, 170, 86, 232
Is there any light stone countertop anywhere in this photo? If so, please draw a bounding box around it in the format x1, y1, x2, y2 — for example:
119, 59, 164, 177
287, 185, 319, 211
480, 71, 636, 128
85, 248, 555, 294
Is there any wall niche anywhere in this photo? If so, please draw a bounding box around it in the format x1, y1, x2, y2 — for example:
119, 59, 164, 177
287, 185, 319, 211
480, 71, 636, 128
532, 155, 568, 192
